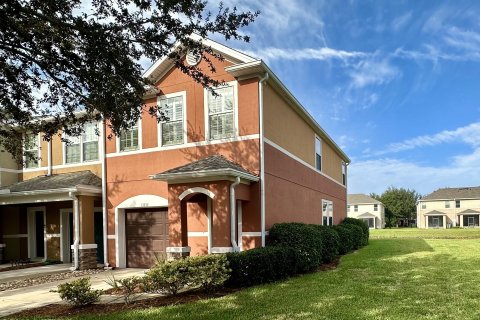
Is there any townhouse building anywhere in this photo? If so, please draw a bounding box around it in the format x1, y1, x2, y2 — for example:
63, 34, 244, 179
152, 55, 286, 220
0, 37, 350, 269
417, 187, 480, 229
347, 194, 385, 229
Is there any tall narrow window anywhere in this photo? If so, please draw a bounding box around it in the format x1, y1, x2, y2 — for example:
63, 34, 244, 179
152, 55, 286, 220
347, 205, 350, 212
445, 201, 450, 209
24, 133, 39, 168
83, 122, 99, 161
120, 122, 139, 151
322, 199, 333, 226
374, 204, 378, 211
65, 135, 81, 164
315, 137, 322, 171
159, 95, 184, 146
455, 200, 461, 208
354, 205, 358, 212
342, 161, 347, 185
208, 86, 234, 140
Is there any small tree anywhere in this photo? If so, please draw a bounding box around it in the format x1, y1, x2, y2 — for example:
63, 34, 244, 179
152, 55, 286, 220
373, 187, 421, 227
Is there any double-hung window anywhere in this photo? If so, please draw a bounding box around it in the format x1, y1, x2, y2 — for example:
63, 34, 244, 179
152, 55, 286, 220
374, 204, 378, 211
445, 201, 450, 209
342, 161, 346, 185
159, 95, 184, 146
455, 200, 461, 208
120, 122, 139, 151
65, 122, 99, 163
315, 137, 322, 171
208, 86, 235, 140
354, 205, 358, 212
322, 199, 333, 226
24, 133, 39, 168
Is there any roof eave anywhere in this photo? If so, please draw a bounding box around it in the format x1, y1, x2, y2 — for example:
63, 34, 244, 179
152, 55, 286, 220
151, 168, 259, 183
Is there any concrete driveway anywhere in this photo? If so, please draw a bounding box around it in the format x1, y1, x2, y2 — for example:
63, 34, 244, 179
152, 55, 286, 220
0, 267, 146, 318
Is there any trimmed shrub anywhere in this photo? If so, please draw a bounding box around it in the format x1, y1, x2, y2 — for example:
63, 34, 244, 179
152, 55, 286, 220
267, 223, 323, 272
341, 217, 369, 245
333, 225, 354, 254
340, 223, 364, 250
56, 277, 102, 306
312, 225, 339, 263
144, 258, 190, 295
116, 276, 142, 304
226, 246, 296, 288
187, 254, 231, 292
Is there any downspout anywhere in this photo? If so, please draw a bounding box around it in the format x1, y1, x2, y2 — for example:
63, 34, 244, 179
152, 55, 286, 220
259, 72, 269, 247
230, 177, 241, 252
69, 191, 80, 270
101, 119, 110, 268
47, 140, 52, 176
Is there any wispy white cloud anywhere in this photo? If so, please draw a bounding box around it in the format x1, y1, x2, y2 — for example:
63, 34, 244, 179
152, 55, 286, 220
392, 11, 413, 31
349, 58, 401, 88
374, 122, 480, 156
242, 47, 367, 63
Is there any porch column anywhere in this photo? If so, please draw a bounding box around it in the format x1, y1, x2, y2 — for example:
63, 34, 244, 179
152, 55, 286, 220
166, 185, 190, 259
425, 216, 429, 229
72, 196, 97, 270
443, 215, 446, 229
460, 215, 464, 228
211, 182, 232, 253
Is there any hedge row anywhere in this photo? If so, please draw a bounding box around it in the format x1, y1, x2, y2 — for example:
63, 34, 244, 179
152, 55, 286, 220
226, 218, 369, 288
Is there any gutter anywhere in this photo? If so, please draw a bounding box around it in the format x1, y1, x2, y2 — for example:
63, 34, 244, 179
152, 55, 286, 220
69, 191, 80, 270
101, 119, 110, 268
259, 72, 269, 247
230, 177, 241, 251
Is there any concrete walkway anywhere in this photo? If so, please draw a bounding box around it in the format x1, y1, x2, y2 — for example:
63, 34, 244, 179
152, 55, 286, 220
0, 263, 72, 283
0, 268, 146, 318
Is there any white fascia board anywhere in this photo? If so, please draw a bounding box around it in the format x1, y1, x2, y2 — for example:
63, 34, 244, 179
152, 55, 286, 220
151, 169, 259, 183
225, 60, 351, 164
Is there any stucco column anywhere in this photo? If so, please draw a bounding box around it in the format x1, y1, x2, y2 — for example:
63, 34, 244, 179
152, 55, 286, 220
443, 216, 446, 229
460, 215, 464, 228
425, 216, 429, 229
211, 183, 232, 252
166, 185, 189, 259
74, 196, 97, 269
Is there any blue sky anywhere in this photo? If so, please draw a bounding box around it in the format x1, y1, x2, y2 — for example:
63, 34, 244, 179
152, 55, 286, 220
198, 0, 480, 196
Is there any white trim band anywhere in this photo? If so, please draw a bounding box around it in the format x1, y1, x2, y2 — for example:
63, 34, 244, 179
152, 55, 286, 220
71, 244, 98, 250
211, 247, 234, 253
166, 246, 191, 253
46, 233, 61, 238
107, 235, 116, 239
242, 232, 262, 237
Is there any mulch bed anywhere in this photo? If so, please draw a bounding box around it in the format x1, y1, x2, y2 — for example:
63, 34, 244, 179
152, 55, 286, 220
11, 289, 240, 318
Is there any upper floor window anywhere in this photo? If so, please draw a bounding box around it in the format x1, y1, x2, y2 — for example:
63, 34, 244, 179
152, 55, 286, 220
24, 133, 39, 168
347, 205, 350, 212
354, 205, 358, 212
315, 137, 322, 171
65, 122, 99, 164
120, 122, 139, 151
421, 203, 426, 209
342, 161, 346, 185
159, 95, 184, 146
208, 86, 234, 140
445, 201, 450, 209
455, 200, 461, 208
322, 199, 333, 226
374, 204, 378, 211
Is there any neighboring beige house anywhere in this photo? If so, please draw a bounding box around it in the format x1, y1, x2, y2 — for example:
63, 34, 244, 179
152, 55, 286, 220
347, 194, 385, 229
417, 187, 480, 229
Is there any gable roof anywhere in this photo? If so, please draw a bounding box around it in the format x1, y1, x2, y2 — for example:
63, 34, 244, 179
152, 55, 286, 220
421, 187, 480, 201
347, 194, 382, 205
151, 155, 259, 183
424, 210, 447, 216
0, 171, 102, 193
143, 35, 350, 164
357, 212, 377, 218
458, 209, 480, 215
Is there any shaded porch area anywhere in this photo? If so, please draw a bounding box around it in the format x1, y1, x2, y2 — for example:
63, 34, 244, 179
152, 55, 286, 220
0, 171, 103, 269
357, 212, 378, 229
424, 210, 448, 229
458, 209, 480, 228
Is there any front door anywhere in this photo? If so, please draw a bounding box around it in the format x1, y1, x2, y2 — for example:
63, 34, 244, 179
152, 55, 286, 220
35, 211, 44, 258
94, 211, 104, 263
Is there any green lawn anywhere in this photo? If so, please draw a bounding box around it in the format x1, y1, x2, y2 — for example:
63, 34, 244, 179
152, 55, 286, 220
370, 227, 480, 239
31, 232, 480, 320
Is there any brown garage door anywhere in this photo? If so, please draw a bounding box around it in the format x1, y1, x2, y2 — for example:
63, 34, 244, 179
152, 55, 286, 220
126, 208, 169, 268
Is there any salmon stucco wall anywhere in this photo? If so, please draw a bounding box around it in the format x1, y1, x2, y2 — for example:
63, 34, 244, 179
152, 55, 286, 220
264, 143, 347, 228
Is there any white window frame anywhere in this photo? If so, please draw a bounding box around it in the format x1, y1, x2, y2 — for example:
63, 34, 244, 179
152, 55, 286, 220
322, 199, 333, 226
116, 119, 142, 153
347, 205, 350, 212
157, 91, 187, 147
445, 201, 450, 209
204, 81, 239, 141
374, 204, 378, 211
315, 136, 322, 171
455, 200, 461, 208
63, 122, 100, 164
23, 133, 41, 169
421, 203, 426, 209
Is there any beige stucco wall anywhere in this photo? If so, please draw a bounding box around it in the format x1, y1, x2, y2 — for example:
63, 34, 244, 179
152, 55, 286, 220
347, 203, 385, 229
263, 84, 344, 184
417, 199, 480, 228
0, 145, 20, 187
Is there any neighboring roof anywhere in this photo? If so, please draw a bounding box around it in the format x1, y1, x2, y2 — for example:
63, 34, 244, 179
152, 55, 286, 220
0, 171, 101, 194
421, 187, 480, 201
458, 209, 480, 215
347, 194, 382, 205
151, 155, 259, 182
424, 210, 447, 216
142, 35, 350, 164
357, 212, 377, 218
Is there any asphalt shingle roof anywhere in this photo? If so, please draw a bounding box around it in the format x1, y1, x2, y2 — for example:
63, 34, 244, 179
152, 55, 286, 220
421, 187, 480, 200
0, 171, 101, 193
156, 155, 256, 177
347, 194, 382, 205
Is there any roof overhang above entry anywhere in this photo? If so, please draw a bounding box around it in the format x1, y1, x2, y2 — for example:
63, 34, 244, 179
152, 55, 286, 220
151, 168, 259, 185
424, 210, 448, 216
0, 185, 102, 205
